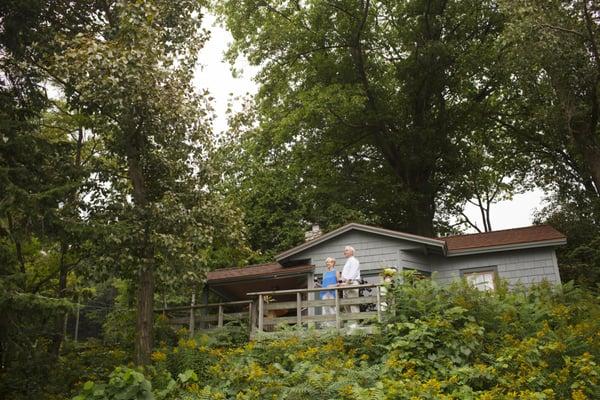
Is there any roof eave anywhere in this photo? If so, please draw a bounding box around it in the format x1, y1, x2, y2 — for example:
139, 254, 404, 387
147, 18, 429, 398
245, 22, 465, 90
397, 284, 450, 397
446, 238, 567, 257
207, 266, 315, 285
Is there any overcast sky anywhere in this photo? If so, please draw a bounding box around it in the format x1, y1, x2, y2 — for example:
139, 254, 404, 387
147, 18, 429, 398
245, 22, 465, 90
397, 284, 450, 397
195, 15, 547, 233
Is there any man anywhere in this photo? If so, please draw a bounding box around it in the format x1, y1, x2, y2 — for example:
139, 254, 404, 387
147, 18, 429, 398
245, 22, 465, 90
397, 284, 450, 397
341, 245, 361, 325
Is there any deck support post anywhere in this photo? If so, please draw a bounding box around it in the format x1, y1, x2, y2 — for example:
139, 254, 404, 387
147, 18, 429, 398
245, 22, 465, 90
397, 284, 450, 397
335, 288, 341, 330
376, 286, 381, 323
189, 292, 196, 338
307, 272, 315, 328
248, 301, 255, 336
217, 305, 224, 328
296, 292, 302, 328
258, 294, 264, 332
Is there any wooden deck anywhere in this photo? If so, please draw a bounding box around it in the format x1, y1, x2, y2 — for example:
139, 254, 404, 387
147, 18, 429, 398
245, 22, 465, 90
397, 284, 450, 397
155, 284, 384, 338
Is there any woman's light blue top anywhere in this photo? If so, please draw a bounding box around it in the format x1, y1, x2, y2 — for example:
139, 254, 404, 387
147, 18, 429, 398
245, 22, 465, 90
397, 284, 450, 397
320, 270, 338, 299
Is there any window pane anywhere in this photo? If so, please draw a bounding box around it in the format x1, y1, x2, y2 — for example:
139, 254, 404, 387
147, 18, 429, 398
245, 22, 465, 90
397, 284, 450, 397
465, 271, 495, 291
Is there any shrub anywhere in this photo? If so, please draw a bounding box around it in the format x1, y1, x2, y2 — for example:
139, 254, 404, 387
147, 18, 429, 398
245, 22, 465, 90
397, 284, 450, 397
70, 279, 600, 399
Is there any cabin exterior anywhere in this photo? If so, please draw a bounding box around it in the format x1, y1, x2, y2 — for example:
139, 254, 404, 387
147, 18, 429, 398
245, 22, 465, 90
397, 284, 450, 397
208, 223, 565, 297
159, 223, 566, 335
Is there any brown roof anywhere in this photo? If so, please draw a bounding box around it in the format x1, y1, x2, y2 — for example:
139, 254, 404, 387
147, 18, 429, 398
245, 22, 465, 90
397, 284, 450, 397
442, 225, 566, 252
207, 262, 314, 283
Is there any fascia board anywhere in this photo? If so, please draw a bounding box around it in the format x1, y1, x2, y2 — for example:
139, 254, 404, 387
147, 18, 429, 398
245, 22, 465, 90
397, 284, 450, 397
446, 238, 567, 257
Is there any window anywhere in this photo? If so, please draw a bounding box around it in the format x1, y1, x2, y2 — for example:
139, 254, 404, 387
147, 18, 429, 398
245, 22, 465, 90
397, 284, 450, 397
461, 267, 497, 291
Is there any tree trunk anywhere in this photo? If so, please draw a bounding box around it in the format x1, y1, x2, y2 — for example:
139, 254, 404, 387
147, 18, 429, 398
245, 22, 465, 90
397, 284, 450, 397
126, 131, 154, 365
571, 128, 600, 196
402, 184, 436, 237
135, 263, 154, 365
347, 3, 439, 237
50, 240, 69, 357
50, 125, 84, 357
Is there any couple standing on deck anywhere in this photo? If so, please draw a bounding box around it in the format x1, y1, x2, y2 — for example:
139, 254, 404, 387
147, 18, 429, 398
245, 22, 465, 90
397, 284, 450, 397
320, 246, 361, 324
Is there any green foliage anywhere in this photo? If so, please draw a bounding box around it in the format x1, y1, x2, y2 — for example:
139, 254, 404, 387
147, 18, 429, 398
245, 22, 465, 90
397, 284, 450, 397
74, 279, 600, 399
537, 200, 600, 286
499, 0, 600, 202
0, 338, 129, 400
73, 367, 153, 400
214, 0, 510, 237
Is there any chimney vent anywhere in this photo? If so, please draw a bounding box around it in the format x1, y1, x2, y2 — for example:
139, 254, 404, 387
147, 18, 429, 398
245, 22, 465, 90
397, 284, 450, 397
304, 224, 322, 241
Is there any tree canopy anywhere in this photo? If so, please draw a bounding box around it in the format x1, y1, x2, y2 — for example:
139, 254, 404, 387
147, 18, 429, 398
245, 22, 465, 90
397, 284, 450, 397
1, 1, 600, 398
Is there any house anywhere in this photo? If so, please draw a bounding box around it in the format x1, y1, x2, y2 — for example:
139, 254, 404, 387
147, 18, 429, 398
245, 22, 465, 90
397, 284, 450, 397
206, 223, 566, 299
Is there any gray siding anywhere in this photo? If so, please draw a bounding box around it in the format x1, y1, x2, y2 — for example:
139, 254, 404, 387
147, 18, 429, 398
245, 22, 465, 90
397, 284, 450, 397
288, 230, 422, 278
285, 230, 562, 287
429, 247, 561, 286
399, 250, 432, 273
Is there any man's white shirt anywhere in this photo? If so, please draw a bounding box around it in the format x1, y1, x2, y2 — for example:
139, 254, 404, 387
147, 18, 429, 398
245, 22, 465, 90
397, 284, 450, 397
341, 256, 361, 281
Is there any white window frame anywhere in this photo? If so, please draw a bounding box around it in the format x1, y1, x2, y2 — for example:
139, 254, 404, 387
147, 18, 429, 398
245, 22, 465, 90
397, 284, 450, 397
460, 266, 498, 291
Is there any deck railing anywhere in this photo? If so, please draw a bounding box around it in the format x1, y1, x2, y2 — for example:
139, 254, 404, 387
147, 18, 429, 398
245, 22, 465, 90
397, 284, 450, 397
155, 284, 384, 337
247, 284, 383, 332
154, 300, 253, 337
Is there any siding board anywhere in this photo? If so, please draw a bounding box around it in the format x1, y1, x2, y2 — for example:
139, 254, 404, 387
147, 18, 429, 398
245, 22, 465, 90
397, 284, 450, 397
283, 230, 561, 286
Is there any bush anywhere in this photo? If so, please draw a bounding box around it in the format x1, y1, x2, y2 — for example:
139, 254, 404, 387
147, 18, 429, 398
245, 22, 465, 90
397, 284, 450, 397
71, 279, 600, 399
73, 367, 153, 400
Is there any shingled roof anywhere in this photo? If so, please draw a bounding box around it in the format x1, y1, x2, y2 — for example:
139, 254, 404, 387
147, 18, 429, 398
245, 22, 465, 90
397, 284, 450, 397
442, 224, 566, 255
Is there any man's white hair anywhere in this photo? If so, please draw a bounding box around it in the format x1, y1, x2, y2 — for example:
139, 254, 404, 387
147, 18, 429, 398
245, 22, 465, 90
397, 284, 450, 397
344, 245, 355, 254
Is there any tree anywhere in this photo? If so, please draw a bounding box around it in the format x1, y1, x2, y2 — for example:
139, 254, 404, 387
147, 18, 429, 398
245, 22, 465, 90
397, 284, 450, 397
439, 128, 533, 233
215, 0, 507, 236
47, 0, 244, 364
0, 0, 101, 367
499, 0, 600, 202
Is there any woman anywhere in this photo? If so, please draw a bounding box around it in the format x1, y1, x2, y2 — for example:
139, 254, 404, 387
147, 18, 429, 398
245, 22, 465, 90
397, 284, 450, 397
320, 257, 341, 324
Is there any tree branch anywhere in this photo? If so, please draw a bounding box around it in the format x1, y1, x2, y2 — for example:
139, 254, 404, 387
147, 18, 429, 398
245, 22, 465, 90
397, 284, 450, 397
460, 211, 482, 233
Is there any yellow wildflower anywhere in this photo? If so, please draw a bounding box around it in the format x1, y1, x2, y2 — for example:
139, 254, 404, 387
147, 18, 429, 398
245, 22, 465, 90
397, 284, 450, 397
150, 351, 167, 362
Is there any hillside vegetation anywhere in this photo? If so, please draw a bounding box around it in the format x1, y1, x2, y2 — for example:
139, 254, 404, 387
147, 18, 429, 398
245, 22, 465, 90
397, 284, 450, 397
67, 277, 600, 400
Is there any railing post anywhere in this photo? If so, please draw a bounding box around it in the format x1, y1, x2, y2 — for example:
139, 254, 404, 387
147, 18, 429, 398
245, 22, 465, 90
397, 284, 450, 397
307, 272, 315, 328
258, 294, 264, 332
296, 292, 302, 328
335, 288, 341, 330
248, 301, 254, 336
218, 305, 224, 328
376, 285, 381, 323
189, 292, 196, 338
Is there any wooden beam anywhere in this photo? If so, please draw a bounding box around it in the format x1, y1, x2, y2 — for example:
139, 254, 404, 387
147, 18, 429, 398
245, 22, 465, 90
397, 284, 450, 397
258, 294, 264, 332
376, 286, 381, 323
335, 289, 340, 330
248, 301, 254, 334
217, 305, 224, 328
189, 292, 195, 338
296, 292, 302, 327
307, 271, 315, 328
265, 296, 377, 310
154, 299, 252, 313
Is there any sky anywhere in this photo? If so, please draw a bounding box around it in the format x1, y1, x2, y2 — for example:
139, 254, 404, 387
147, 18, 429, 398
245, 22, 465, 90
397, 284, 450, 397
195, 15, 547, 233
